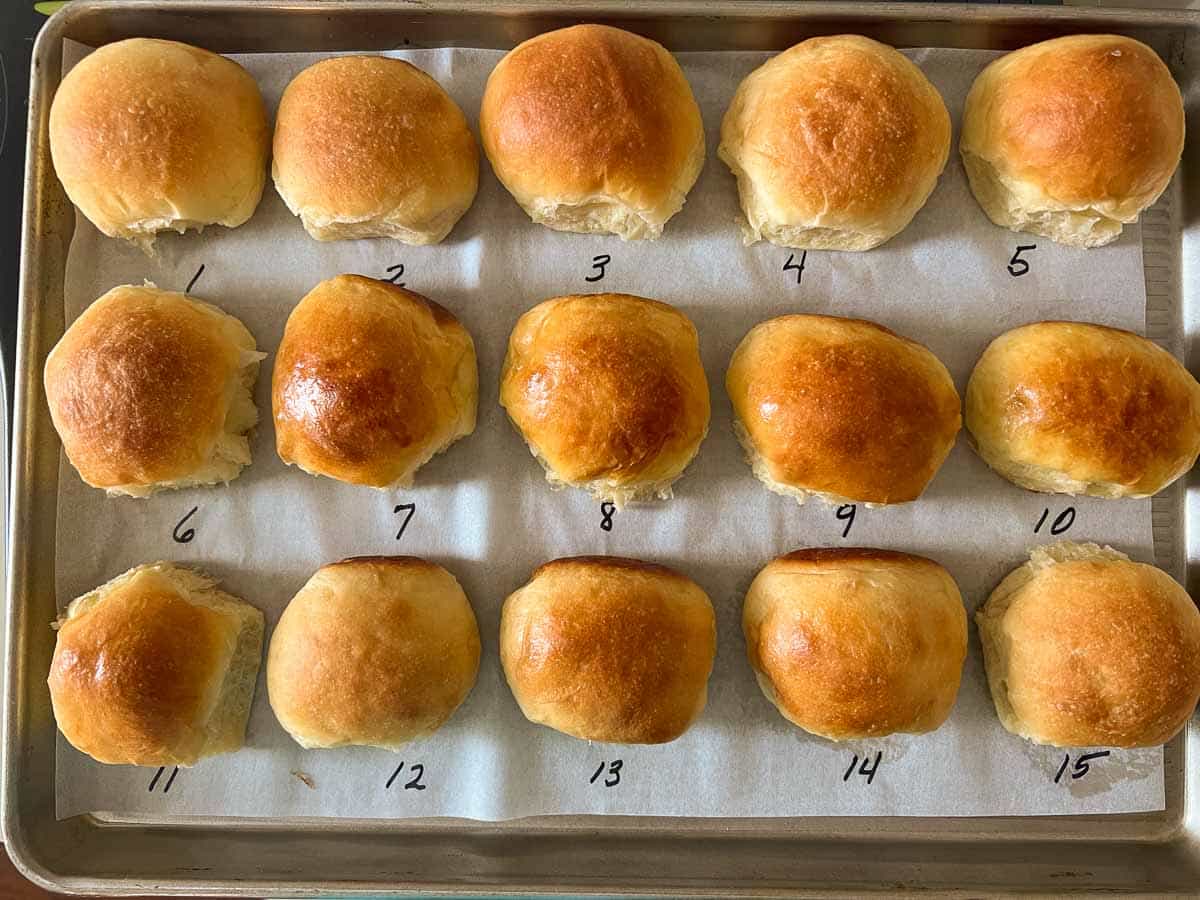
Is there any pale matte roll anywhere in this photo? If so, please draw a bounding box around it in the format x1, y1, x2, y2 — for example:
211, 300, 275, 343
267, 557, 481, 750
48, 562, 264, 767
744, 549, 967, 740
965, 321, 1200, 498
499, 293, 710, 507
500, 557, 716, 744
960, 34, 1184, 248
49, 38, 269, 249
726, 314, 961, 506
719, 35, 950, 251
480, 24, 705, 240
977, 542, 1200, 748
44, 284, 265, 497
273, 275, 478, 489
272, 56, 479, 244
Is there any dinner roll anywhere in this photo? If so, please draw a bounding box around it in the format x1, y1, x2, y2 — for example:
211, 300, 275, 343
501, 557, 716, 744
49, 38, 269, 249
961, 35, 1184, 248
500, 293, 710, 506
273, 275, 477, 488
480, 24, 704, 239
977, 542, 1200, 748
48, 562, 264, 767
273, 56, 479, 244
965, 321, 1200, 498
744, 549, 966, 740
268, 557, 480, 750
44, 284, 265, 497
726, 315, 960, 505
719, 35, 950, 251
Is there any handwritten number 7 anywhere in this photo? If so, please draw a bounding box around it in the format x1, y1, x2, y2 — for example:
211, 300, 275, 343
393, 503, 416, 540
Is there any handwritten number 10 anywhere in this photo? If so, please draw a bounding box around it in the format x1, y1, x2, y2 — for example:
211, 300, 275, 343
1034, 507, 1075, 535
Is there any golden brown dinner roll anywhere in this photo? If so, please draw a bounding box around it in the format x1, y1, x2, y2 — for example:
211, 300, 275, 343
480, 24, 704, 239
961, 35, 1184, 248
744, 549, 967, 740
48, 562, 264, 767
44, 284, 264, 497
965, 321, 1200, 498
268, 557, 480, 750
273, 275, 477, 488
719, 35, 950, 251
273, 56, 479, 244
49, 38, 269, 248
726, 315, 960, 505
500, 293, 710, 506
501, 557, 716, 744
977, 542, 1200, 747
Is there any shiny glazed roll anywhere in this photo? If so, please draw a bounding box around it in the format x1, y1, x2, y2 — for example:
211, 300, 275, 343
977, 542, 1200, 748
480, 24, 705, 239
743, 548, 967, 740
49, 38, 269, 248
272, 55, 479, 244
719, 35, 950, 250
273, 275, 477, 488
268, 557, 481, 749
500, 556, 716, 744
965, 321, 1200, 497
960, 34, 1184, 248
500, 293, 710, 506
48, 562, 265, 767
44, 283, 265, 496
726, 314, 960, 505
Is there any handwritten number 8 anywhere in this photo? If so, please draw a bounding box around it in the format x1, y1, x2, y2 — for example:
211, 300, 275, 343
600, 502, 616, 532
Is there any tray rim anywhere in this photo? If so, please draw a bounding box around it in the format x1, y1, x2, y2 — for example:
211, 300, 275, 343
7, 1, 1200, 895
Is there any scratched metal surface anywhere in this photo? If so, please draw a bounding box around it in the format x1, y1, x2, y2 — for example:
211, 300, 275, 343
4, 2, 1200, 896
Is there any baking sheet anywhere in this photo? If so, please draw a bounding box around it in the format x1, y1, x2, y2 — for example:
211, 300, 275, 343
54, 42, 1162, 821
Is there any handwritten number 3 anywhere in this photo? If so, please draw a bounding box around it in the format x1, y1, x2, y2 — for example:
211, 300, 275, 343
585, 254, 611, 283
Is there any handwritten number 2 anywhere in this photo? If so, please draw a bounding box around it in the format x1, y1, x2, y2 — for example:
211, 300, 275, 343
385, 264, 406, 286
1007, 244, 1036, 277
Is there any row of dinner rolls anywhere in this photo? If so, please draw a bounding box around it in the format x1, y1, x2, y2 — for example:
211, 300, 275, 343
45, 279, 1200, 503
49, 29, 1184, 251
48, 542, 1200, 767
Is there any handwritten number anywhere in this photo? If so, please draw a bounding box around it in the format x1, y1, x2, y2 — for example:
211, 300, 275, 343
1054, 750, 1111, 784
384, 264, 406, 286
842, 751, 881, 785
386, 762, 426, 791
185, 264, 205, 294
148, 766, 179, 794
836, 504, 856, 539
1007, 244, 1037, 277
585, 254, 611, 283
394, 503, 416, 540
1035, 507, 1075, 536
600, 502, 616, 532
783, 251, 807, 285
172, 506, 199, 544
590, 759, 622, 787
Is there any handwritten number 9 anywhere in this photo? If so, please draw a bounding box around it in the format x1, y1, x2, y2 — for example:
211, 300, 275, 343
1007, 244, 1036, 277
172, 506, 199, 544
585, 254, 611, 283
836, 504, 856, 538
1034, 506, 1075, 536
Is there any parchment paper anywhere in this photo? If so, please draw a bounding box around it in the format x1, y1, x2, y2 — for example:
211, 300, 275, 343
55, 43, 1164, 820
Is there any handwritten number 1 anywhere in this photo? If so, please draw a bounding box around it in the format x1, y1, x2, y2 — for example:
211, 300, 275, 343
185, 264, 205, 294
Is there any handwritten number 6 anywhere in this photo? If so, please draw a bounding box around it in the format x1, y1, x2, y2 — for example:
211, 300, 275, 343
1007, 244, 1036, 277
172, 506, 199, 544
836, 504, 856, 538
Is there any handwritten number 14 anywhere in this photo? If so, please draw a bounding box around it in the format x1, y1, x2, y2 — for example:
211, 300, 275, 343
843, 751, 881, 785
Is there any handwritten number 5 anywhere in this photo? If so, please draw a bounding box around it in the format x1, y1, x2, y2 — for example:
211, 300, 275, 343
1007, 244, 1036, 277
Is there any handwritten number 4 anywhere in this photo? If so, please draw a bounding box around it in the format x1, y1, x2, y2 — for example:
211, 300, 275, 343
1007, 244, 1036, 277
394, 503, 416, 540
590, 759, 622, 787
783, 251, 807, 285
585, 254, 611, 283
1054, 750, 1110, 783
386, 762, 426, 791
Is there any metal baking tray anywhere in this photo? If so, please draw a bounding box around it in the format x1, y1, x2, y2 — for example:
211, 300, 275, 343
6, 1, 1200, 895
